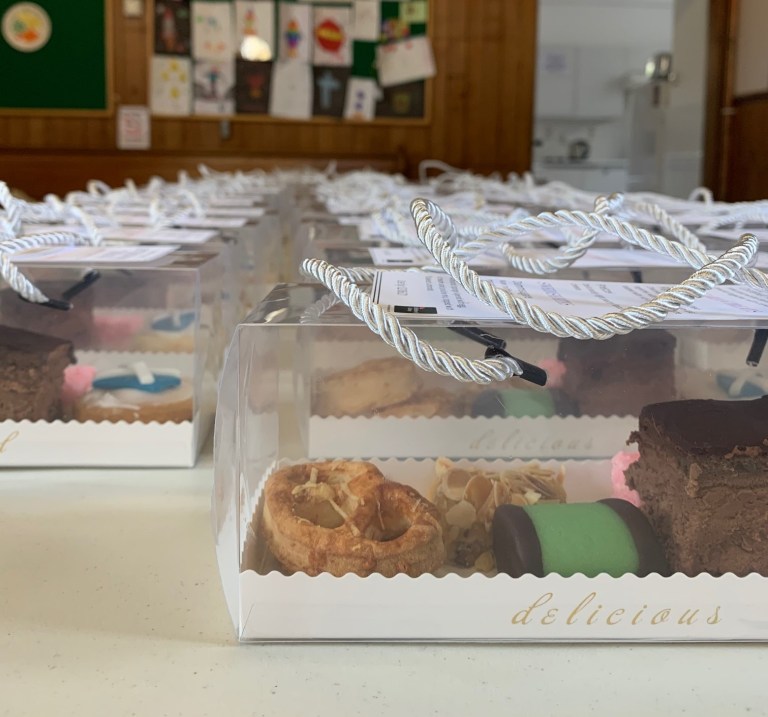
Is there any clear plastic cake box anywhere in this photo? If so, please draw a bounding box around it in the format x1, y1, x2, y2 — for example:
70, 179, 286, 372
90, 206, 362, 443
0, 246, 232, 467
213, 281, 768, 642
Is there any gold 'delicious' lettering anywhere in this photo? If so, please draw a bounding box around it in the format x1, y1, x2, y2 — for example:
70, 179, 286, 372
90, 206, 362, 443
566, 592, 597, 625
0, 430, 19, 454
511, 593, 554, 625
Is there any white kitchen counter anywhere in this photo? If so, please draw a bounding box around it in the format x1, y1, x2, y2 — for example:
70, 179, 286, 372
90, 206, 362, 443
2, 450, 767, 717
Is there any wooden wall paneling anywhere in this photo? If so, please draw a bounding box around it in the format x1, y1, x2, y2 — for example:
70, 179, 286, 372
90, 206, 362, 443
497, 0, 536, 174
703, 0, 739, 197
724, 95, 768, 201
0, 0, 538, 197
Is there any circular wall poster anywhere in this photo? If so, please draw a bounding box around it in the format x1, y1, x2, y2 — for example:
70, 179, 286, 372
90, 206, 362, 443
2, 3, 52, 53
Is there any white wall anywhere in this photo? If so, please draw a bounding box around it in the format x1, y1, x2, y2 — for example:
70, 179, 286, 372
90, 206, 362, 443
734, 0, 768, 96
537, 0, 674, 49
534, 0, 674, 166
660, 0, 709, 196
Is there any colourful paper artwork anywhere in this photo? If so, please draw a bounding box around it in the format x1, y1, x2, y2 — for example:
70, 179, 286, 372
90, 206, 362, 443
235, 58, 272, 113
193, 59, 236, 114
192, 1, 234, 61
343, 76, 378, 121
150, 56, 192, 116
312, 66, 350, 117
235, 1, 274, 61
352, 1, 379, 41
154, 0, 191, 55
269, 59, 312, 119
278, 2, 312, 63
375, 79, 425, 118
376, 35, 435, 87
313, 6, 352, 67
148, 0, 431, 121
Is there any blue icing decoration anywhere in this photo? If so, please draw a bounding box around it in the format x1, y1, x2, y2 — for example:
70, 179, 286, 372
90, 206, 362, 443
93, 373, 181, 393
151, 311, 196, 332
716, 372, 767, 399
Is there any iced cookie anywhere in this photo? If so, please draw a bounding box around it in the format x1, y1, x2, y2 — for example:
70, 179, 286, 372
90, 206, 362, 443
134, 310, 196, 353
74, 362, 193, 423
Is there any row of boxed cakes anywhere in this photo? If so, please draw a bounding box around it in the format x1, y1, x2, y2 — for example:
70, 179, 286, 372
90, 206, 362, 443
213, 282, 768, 642
0, 172, 289, 466
1, 247, 228, 466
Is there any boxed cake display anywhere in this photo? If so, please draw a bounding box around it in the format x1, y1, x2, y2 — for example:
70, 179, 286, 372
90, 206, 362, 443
213, 268, 768, 642
0, 241, 232, 466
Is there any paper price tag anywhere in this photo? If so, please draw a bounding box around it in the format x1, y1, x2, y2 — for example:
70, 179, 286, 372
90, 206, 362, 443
13, 245, 178, 264
368, 247, 433, 266
100, 227, 217, 244
371, 270, 768, 322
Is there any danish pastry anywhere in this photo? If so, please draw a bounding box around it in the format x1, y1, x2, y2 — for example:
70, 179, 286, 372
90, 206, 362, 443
262, 461, 445, 577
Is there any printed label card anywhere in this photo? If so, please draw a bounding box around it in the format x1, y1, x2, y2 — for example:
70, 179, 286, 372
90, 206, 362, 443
342, 76, 378, 120
150, 56, 192, 115
376, 35, 435, 87
375, 79, 424, 118
193, 59, 235, 114
192, 0, 235, 61
154, 0, 192, 55
352, 1, 379, 41
278, 2, 312, 62
313, 5, 352, 67
13, 245, 179, 265
312, 66, 350, 117
235, 0, 275, 60
235, 58, 272, 113
269, 59, 312, 119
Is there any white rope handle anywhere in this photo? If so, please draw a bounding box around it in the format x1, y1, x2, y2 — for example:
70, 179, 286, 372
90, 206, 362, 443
688, 186, 714, 204
0, 182, 22, 235
0, 231, 90, 304
87, 180, 112, 197
418, 159, 462, 184
300, 257, 522, 384
411, 198, 765, 340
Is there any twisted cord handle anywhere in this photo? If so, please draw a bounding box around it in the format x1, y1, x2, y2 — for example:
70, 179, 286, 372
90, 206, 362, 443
452, 193, 620, 272
688, 187, 714, 203
300, 257, 522, 384
0, 182, 22, 235
0, 231, 89, 304
700, 204, 768, 233
462, 197, 768, 288
411, 197, 765, 340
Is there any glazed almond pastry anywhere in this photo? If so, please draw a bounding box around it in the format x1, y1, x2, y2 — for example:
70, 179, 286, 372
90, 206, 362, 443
261, 461, 446, 577
430, 458, 567, 572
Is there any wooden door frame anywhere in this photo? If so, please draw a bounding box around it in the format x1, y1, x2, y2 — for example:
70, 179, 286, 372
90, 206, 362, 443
703, 0, 740, 197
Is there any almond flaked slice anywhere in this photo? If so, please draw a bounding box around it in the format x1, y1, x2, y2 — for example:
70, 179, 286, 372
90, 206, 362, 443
444, 499, 477, 529
441, 468, 473, 502
524, 489, 542, 505
463, 474, 493, 511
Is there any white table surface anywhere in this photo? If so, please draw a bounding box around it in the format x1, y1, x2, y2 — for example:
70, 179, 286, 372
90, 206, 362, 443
2, 449, 768, 717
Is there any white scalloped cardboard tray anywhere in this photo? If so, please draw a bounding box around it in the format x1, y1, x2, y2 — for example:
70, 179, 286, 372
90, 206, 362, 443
0, 350, 211, 467
307, 416, 637, 459
225, 458, 765, 642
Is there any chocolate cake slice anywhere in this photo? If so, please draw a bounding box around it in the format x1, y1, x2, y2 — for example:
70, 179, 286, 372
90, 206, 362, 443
1, 281, 95, 347
558, 329, 676, 416
0, 325, 75, 421
626, 396, 768, 576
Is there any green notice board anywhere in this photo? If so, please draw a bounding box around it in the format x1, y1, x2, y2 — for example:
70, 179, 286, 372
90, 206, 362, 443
0, 0, 109, 111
